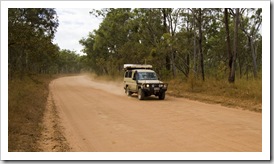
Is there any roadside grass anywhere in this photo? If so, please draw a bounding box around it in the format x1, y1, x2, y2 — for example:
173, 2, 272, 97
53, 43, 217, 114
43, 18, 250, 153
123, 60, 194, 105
8, 74, 56, 151
167, 77, 262, 112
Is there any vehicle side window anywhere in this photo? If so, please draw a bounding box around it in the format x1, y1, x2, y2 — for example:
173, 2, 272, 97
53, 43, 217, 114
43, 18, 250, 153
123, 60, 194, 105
125, 71, 128, 78
125, 71, 132, 78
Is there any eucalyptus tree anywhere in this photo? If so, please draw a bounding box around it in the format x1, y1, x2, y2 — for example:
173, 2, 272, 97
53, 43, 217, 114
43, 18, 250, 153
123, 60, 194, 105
224, 8, 240, 83
132, 8, 166, 69
86, 8, 167, 76
79, 33, 97, 72
57, 49, 81, 73
80, 8, 261, 82
189, 8, 211, 81
240, 8, 262, 78
161, 8, 183, 78
8, 8, 59, 78
86, 8, 134, 75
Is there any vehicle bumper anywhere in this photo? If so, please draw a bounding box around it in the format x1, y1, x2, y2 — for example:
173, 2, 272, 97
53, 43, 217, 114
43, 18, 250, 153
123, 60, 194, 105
140, 83, 168, 95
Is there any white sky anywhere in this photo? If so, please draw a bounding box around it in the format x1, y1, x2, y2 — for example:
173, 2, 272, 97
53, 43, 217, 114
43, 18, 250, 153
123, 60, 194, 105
53, 8, 103, 55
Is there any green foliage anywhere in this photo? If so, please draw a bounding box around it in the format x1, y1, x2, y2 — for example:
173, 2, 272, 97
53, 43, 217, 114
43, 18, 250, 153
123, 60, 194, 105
8, 8, 59, 78
8, 8, 262, 82
80, 8, 262, 83
57, 50, 82, 74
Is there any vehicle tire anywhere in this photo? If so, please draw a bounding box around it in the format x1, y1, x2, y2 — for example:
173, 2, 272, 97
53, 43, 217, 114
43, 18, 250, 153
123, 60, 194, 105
159, 91, 165, 100
126, 86, 132, 96
138, 88, 145, 100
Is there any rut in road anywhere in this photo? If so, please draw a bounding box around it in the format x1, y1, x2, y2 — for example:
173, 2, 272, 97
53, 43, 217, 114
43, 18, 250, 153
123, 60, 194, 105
46, 75, 261, 152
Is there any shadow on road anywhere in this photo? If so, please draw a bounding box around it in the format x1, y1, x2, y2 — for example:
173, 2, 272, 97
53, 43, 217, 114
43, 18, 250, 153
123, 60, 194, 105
129, 94, 168, 101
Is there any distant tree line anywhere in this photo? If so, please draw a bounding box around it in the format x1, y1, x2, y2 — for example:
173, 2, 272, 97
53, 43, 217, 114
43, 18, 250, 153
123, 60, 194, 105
8, 8, 84, 79
80, 8, 262, 83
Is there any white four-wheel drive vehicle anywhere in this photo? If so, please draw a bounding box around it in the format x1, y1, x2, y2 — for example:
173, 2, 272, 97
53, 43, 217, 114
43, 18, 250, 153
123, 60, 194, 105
123, 64, 168, 100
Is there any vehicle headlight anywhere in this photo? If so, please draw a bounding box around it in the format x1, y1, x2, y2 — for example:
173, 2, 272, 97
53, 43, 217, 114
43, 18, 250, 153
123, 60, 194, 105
146, 84, 150, 87
159, 84, 163, 87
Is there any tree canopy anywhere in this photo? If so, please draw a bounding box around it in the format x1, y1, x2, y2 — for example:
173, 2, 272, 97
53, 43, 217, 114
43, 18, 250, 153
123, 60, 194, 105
80, 8, 262, 82
8, 8, 59, 78
8, 8, 262, 83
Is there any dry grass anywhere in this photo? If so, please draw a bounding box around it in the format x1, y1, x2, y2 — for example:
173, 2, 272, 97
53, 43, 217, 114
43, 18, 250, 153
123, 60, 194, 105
8, 74, 56, 151
167, 77, 262, 112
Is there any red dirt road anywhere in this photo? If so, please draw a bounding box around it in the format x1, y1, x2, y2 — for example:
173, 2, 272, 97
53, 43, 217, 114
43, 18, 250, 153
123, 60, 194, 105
48, 75, 261, 152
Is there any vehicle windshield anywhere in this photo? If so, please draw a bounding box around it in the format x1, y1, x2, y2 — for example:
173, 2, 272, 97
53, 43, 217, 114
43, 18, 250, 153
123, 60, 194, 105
138, 72, 158, 80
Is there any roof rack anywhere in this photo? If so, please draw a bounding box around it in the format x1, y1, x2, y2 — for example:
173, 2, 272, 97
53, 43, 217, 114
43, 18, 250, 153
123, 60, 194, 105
123, 64, 153, 70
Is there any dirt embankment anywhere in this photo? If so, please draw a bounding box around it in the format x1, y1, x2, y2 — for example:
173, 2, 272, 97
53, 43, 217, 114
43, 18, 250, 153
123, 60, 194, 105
39, 75, 262, 152
38, 91, 70, 152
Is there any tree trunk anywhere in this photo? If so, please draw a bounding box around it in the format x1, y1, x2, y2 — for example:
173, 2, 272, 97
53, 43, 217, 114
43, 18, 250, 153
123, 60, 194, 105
198, 8, 205, 81
229, 8, 239, 83
162, 9, 170, 71
186, 11, 190, 78
224, 8, 233, 81
238, 56, 242, 78
170, 48, 176, 78
239, 9, 260, 79
193, 13, 197, 77
249, 36, 258, 78
186, 53, 190, 77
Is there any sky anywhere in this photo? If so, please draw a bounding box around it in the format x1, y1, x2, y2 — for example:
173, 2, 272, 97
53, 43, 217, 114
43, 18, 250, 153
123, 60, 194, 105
53, 8, 103, 55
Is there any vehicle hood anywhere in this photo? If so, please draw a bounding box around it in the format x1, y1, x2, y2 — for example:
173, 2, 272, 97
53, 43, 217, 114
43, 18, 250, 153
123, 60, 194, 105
138, 80, 163, 84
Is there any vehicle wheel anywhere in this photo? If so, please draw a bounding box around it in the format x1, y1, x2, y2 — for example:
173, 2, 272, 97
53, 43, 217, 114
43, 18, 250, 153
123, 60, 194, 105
138, 88, 144, 100
159, 92, 165, 100
126, 87, 132, 96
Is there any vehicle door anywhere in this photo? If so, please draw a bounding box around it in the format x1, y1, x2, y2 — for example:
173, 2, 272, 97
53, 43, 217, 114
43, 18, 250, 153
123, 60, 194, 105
128, 70, 138, 92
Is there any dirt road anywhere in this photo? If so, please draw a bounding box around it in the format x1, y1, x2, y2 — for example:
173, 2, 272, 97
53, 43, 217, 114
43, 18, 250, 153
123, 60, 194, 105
45, 75, 261, 152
